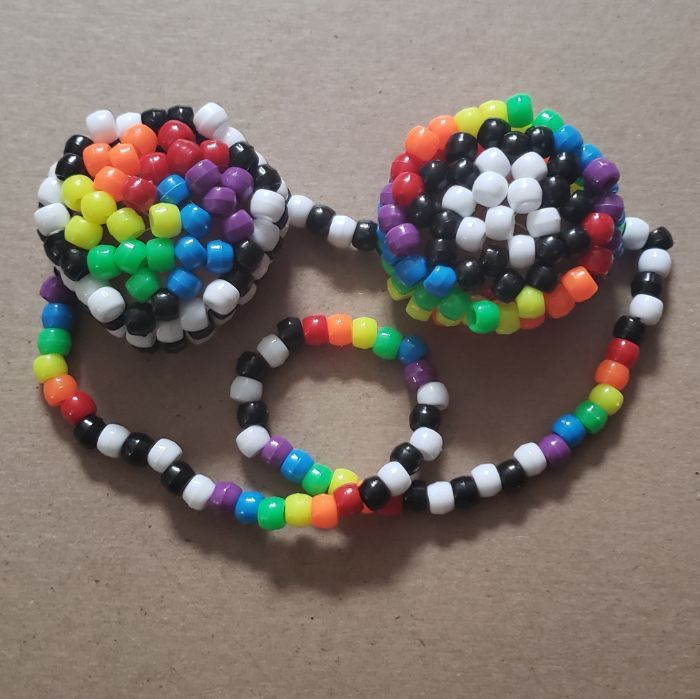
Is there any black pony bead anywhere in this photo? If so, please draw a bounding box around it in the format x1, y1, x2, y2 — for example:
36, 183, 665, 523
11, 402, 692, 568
426, 238, 458, 268
479, 245, 509, 276
228, 142, 259, 172
359, 476, 391, 511
547, 150, 580, 183
540, 175, 570, 208
409, 404, 442, 431
224, 266, 253, 296
477, 118, 510, 148
141, 108, 168, 132
535, 235, 566, 266
125, 303, 155, 336
73, 415, 106, 449
500, 131, 530, 162
54, 153, 86, 180
254, 164, 282, 191
631, 271, 663, 298
561, 191, 594, 224
613, 315, 646, 344
276, 317, 304, 350
390, 442, 423, 475
161, 461, 195, 495
497, 459, 527, 490
644, 226, 674, 250
235, 239, 264, 271
236, 351, 269, 379
492, 270, 525, 302
43, 232, 70, 265
162, 337, 187, 353
237, 401, 269, 428
431, 209, 461, 239
167, 105, 195, 129
352, 221, 378, 251
526, 264, 558, 292
64, 134, 93, 156
445, 132, 477, 163
448, 157, 478, 187
103, 314, 125, 332
526, 126, 554, 158
403, 480, 428, 511
406, 194, 439, 232
150, 288, 179, 321
560, 226, 590, 255
451, 476, 480, 507
60, 247, 89, 281
306, 205, 336, 238
121, 432, 155, 466
420, 160, 450, 193
456, 259, 485, 292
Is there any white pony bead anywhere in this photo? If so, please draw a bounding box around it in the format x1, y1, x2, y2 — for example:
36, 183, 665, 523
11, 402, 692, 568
86, 109, 118, 143
217, 125, 246, 146
96, 424, 130, 459
513, 442, 547, 477
511, 151, 548, 180
252, 254, 271, 281
87, 286, 125, 323
508, 235, 536, 269
147, 439, 183, 473
193, 102, 230, 139
230, 376, 263, 403
287, 194, 315, 228
203, 280, 240, 316
638, 248, 672, 277
484, 205, 516, 241
416, 381, 450, 410
179, 298, 210, 332
126, 331, 156, 349
470, 463, 502, 497
629, 294, 664, 325
475, 147, 511, 177
409, 427, 443, 461
35, 203, 70, 235
182, 475, 216, 511
250, 189, 286, 222
507, 178, 543, 214
377, 462, 413, 496
442, 185, 476, 217
456, 216, 486, 252
471, 171, 509, 208
236, 425, 271, 457
252, 218, 281, 251
155, 319, 184, 344
74, 275, 104, 305
622, 217, 650, 250
37, 176, 63, 205
427, 481, 455, 515
526, 207, 561, 237
327, 215, 357, 249
115, 112, 141, 138
257, 334, 289, 368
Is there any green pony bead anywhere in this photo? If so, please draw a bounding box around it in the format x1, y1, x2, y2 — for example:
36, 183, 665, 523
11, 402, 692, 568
390, 275, 414, 296
466, 298, 500, 334
372, 326, 403, 360
37, 327, 72, 356
412, 285, 440, 310
257, 496, 286, 531
87, 244, 119, 280
146, 238, 175, 272
437, 289, 471, 321
301, 463, 333, 495
532, 109, 565, 131
380, 257, 395, 276
114, 239, 147, 274
506, 93, 533, 128
573, 400, 608, 434
125, 268, 160, 302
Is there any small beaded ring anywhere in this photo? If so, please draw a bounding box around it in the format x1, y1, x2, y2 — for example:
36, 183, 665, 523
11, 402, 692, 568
35, 102, 289, 352
231, 315, 448, 501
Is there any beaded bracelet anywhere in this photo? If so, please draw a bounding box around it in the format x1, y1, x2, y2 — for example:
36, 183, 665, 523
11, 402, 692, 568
35, 102, 289, 352
231, 315, 448, 496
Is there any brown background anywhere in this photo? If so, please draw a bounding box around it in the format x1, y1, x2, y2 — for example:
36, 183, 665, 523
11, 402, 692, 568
2, 0, 698, 697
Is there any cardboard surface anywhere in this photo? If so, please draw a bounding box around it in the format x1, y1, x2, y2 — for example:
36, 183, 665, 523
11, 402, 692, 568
1, 1, 698, 696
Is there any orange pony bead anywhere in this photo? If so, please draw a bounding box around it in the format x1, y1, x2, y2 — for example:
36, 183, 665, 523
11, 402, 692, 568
404, 125, 439, 162
519, 315, 545, 330
428, 115, 458, 150
561, 266, 598, 302
544, 283, 575, 319
594, 359, 630, 390
93, 166, 129, 201
121, 124, 158, 157
43, 374, 78, 407
327, 313, 353, 346
83, 143, 112, 178
311, 494, 339, 529
109, 143, 141, 176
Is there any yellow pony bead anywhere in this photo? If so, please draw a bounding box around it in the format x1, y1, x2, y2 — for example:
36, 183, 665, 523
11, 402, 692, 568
61, 174, 94, 211
106, 207, 146, 242
495, 302, 521, 334
479, 99, 508, 122
352, 316, 378, 349
328, 468, 359, 494
453, 106, 483, 136
284, 493, 312, 527
64, 215, 103, 250
515, 286, 545, 319
387, 277, 411, 301
80, 190, 117, 225
434, 311, 461, 327
33, 354, 69, 383
149, 203, 182, 238
589, 383, 624, 416
405, 297, 432, 321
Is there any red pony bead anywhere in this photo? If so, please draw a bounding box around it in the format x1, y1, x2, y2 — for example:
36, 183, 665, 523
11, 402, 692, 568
582, 212, 615, 246
157, 119, 195, 150
605, 338, 640, 368
139, 152, 170, 185
391, 172, 424, 208
302, 315, 329, 345
390, 151, 422, 180
121, 176, 158, 214
199, 140, 230, 172
333, 484, 363, 516
60, 391, 97, 425
166, 139, 202, 176
579, 246, 613, 277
